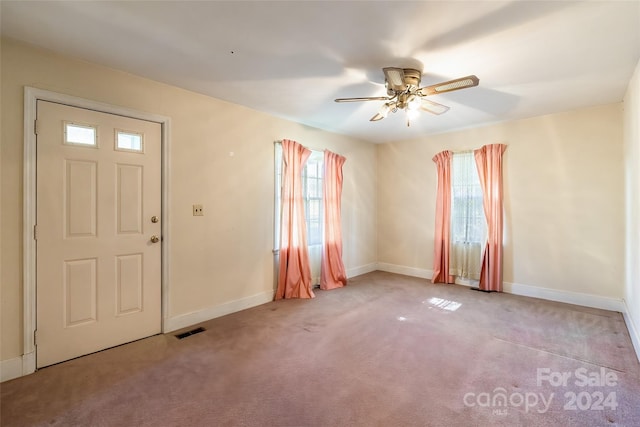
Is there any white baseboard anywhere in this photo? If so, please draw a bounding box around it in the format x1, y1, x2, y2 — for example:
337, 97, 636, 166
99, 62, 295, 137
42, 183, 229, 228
503, 281, 625, 312
22, 351, 35, 377
1, 356, 24, 383
165, 263, 378, 334
375, 262, 625, 312
164, 262, 376, 333
622, 300, 640, 363
346, 263, 377, 278
164, 290, 275, 333
376, 262, 433, 279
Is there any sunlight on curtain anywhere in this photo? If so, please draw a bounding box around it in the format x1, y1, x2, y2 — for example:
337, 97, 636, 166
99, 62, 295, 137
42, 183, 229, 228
275, 139, 314, 299
449, 151, 486, 281
274, 143, 324, 288
320, 150, 347, 290
475, 144, 507, 292
431, 150, 454, 284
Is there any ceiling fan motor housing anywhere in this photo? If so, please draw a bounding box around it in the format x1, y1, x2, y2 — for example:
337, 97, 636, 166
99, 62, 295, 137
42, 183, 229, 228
386, 68, 421, 95
401, 69, 422, 88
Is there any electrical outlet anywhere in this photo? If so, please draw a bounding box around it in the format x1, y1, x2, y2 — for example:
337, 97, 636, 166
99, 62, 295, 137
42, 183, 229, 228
192, 204, 204, 216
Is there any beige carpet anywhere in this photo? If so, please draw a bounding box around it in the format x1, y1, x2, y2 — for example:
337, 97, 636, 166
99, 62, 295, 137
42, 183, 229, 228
2, 271, 639, 426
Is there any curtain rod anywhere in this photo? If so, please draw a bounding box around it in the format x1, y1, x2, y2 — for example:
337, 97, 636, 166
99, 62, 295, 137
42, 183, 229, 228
273, 140, 325, 153
452, 143, 508, 154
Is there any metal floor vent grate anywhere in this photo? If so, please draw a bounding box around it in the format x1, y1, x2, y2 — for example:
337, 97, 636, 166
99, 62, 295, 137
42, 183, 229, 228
175, 327, 206, 340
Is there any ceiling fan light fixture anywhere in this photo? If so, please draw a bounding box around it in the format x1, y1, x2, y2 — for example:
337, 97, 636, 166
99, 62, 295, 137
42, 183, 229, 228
379, 102, 392, 118
406, 108, 420, 121
407, 95, 421, 110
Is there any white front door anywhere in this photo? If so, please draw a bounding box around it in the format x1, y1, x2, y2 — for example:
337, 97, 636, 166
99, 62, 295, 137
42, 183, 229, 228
36, 100, 162, 368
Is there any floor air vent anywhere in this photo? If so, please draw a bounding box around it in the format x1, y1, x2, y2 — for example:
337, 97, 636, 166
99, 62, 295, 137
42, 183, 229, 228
175, 327, 206, 340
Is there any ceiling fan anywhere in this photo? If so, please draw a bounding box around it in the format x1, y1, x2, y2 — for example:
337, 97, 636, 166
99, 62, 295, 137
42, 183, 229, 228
335, 67, 479, 126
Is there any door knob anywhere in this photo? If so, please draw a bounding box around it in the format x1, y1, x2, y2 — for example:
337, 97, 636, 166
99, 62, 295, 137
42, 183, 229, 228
150, 235, 160, 243
151, 216, 159, 223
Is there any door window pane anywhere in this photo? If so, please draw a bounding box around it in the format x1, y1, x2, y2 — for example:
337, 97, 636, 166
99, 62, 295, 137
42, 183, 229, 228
64, 122, 97, 147
116, 131, 143, 152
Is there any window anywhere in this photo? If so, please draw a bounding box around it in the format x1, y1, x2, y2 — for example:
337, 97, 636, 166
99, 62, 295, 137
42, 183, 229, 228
302, 151, 324, 246
116, 130, 143, 152
451, 152, 485, 245
64, 122, 97, 147
450, 151, 486, 280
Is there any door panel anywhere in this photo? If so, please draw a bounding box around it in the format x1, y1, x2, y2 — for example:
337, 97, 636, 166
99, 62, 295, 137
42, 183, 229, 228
63, 258, 97, 327
36, 101, 162, 368
116, 253, 143, 315
117, 164, 143, 234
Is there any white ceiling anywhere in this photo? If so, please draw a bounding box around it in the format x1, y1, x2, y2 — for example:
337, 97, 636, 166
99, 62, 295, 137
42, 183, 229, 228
2, 1, 639, 143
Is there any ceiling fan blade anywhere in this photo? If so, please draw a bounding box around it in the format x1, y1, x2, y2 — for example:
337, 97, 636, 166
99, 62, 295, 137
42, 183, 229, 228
383, 67, 407, 92
334, 96, 390, 102
419, 99, 450, 115
370, 113, 386, 122
418, 75, 479, 96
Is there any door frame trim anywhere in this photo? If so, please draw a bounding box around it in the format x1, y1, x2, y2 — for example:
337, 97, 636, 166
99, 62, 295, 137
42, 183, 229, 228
23, 87, 171, 376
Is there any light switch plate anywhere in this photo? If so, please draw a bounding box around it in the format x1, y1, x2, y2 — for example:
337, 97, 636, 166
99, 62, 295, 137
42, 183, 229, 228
193, 204, 204, 216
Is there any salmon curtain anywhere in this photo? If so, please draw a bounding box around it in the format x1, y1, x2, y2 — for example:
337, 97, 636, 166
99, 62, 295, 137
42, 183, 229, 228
474, 144, 507, 292
432, 150, 455, 284
320, 150, 347, 290
275, 139, 315, 299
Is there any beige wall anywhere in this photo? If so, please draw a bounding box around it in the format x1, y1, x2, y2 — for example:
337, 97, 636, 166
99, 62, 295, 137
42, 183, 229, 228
1, 35, 632, 367
624, 59, 640, 350
378, 103, 625, 298
0, 38, 377, 361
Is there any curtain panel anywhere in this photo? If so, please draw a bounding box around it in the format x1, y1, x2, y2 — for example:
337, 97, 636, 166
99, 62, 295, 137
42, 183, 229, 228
320, 150, 347, 290
431, 150, 455, 284
275, 139, 315, 299
474, 143, 507, 292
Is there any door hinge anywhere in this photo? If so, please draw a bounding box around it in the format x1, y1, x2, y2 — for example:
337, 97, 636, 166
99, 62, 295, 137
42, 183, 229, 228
34, 119, 39, 135
34, 330, 38, 346
33, 224, 38, 240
